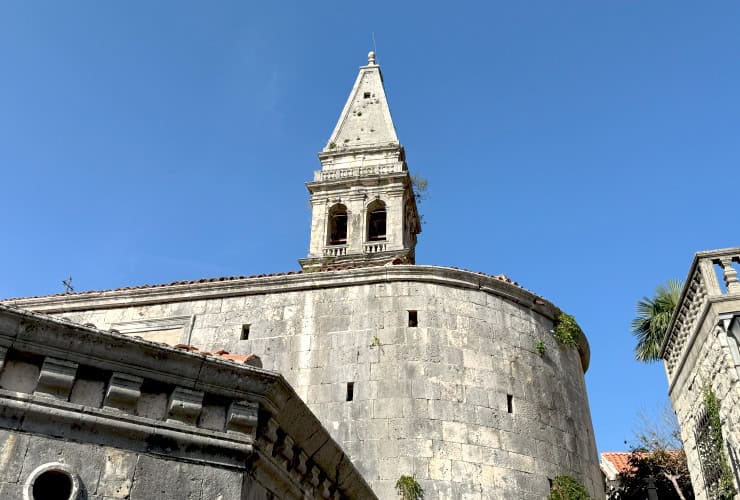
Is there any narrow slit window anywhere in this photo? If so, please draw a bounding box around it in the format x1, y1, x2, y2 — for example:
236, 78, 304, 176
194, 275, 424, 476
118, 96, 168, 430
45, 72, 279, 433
507, 394, 513, 414
408, 310, 418, 328
346, 382, 354, 401
240, 324, 250, 340
363, 92, 371, 98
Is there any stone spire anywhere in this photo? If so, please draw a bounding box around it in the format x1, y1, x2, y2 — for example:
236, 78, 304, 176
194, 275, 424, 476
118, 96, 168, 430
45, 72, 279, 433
323, 51, 399, 152
299, 53, 421, 272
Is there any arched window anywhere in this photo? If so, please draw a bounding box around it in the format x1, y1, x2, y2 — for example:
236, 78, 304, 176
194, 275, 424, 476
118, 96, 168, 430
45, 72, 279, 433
328, 204, 348, 245
367, 200, 386, 241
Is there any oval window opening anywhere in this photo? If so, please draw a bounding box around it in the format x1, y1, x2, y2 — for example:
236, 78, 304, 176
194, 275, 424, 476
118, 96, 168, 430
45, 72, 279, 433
33, 470, 73, 500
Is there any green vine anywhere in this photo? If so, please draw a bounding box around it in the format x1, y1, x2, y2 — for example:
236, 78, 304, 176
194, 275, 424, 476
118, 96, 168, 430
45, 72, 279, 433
704, 387, 737, 499
553, 311, 583, 348
395, 475, 424, 500
548, 475, 590, 500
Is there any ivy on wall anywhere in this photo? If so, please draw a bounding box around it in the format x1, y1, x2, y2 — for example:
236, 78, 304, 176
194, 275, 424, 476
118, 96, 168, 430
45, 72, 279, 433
702, 387, 737, 499
553, 311, 583, 348
548, 475, 590, 500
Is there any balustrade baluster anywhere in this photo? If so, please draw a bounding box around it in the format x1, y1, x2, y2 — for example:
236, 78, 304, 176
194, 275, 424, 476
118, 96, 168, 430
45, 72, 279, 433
719, 257, 740, 293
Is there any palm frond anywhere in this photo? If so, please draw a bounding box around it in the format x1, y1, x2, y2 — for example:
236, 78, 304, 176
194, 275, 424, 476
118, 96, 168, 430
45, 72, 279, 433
630, 280, 683, 363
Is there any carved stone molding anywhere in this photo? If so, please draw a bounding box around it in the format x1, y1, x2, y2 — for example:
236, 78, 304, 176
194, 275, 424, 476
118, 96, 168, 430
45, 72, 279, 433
167, 387, 204, 425
226, 400, 258, 439
104, 372, 143, 412
35, 357, 78, 400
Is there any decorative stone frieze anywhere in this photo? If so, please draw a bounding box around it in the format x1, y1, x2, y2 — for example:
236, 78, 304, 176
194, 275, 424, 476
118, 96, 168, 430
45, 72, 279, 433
35, 357, 78, 400
104, 372, 143, 412
258, 417, 279, 457
290, 449, 308, 484
225, 400, 258, 439
167, 387, 204, 425
274, 433, 295, 470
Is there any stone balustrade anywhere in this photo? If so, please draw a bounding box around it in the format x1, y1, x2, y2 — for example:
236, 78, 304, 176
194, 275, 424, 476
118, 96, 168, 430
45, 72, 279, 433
363, 242, 387, 254
664, 248, 740, 378
323, 246, 347, 257
312, 163, 403, 182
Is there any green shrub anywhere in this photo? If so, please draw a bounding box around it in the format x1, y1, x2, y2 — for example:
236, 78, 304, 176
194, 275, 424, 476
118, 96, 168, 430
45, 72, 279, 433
553, 311, 583, 348
548, 475, 590, 500
395, 475, 424, 500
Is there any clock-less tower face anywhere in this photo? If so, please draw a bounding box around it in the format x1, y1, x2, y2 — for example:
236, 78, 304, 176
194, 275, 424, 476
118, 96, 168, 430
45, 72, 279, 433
299, 52, 420, 273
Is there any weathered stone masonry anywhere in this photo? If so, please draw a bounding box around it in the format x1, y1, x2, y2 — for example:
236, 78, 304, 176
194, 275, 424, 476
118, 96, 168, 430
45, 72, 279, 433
9, 265, 603, 499
661, 248, 740, 499
0, 304, 374, 500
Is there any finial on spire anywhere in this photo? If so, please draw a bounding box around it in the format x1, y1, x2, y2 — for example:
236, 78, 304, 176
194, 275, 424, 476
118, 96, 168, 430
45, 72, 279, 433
368, 51, 376, 65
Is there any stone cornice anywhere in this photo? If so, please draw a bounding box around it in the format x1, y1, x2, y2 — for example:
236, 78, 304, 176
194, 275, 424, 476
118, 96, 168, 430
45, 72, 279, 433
0, 304, 376, 497
2, 265, 591, 371
306, 171, 408, 193
317, 144, 402, 161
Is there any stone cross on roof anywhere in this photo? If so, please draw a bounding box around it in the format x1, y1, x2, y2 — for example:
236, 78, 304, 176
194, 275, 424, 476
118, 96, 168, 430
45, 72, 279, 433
324, 51, 399, 152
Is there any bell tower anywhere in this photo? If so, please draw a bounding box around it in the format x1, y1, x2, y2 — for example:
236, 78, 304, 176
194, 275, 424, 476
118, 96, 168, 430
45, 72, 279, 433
299, 52, 421, 272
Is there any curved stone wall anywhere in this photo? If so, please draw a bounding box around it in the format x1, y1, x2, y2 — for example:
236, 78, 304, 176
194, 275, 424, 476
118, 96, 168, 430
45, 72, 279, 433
8, 265, 603, 499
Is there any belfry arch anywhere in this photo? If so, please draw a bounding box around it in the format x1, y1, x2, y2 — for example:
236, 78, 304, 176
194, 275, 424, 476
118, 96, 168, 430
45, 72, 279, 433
327, 204, 348, 245
366, 200, 386, 242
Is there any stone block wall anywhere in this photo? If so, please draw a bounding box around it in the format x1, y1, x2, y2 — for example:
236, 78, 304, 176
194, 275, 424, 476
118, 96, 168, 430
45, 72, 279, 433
0, 431, 244, 500
14, 266, 603, 499
667, 302, 740, 500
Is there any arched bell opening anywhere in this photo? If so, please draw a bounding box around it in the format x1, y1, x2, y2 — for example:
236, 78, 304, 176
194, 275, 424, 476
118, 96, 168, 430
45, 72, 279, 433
367, 200, 386, 242
328, 204, 348, 245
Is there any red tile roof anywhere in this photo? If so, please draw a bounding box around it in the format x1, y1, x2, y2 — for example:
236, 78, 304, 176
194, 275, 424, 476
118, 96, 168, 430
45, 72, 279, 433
173, 345, 262, 367
601, 452, 634, 474
601, 450, 683, 477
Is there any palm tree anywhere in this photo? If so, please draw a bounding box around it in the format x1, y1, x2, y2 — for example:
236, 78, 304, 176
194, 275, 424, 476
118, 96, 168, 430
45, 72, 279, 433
631, 280, 683, 362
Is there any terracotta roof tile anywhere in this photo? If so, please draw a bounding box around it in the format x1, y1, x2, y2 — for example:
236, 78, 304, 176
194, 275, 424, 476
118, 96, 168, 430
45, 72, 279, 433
601, 450, 683, 477
173, 344, 262, 368
601, 452, 634, 474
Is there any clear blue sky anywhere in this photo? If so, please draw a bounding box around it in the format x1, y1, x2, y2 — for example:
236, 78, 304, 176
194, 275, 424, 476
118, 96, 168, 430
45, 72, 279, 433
2, 2, 739, 454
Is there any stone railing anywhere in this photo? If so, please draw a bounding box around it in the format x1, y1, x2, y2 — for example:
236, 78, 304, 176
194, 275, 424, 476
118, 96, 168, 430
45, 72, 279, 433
664, 248, 740, 377
363, 242, 387, 254
323, 246, 347, 257
313, 163, 403, 182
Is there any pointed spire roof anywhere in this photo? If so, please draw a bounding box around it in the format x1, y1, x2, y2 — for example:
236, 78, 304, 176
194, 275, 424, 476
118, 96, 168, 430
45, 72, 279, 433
324, 52, 399, 152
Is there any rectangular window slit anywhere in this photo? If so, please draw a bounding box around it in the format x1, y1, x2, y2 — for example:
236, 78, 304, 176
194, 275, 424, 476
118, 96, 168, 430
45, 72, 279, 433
408, 310, 418, 328
507, 394, 513, 414
346, 382, 354, 401
240, 324, 251, 340
363, 92, 371, 98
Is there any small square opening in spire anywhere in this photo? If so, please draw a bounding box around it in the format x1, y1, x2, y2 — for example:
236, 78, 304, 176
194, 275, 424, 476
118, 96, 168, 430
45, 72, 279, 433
363, 92, 371, 99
